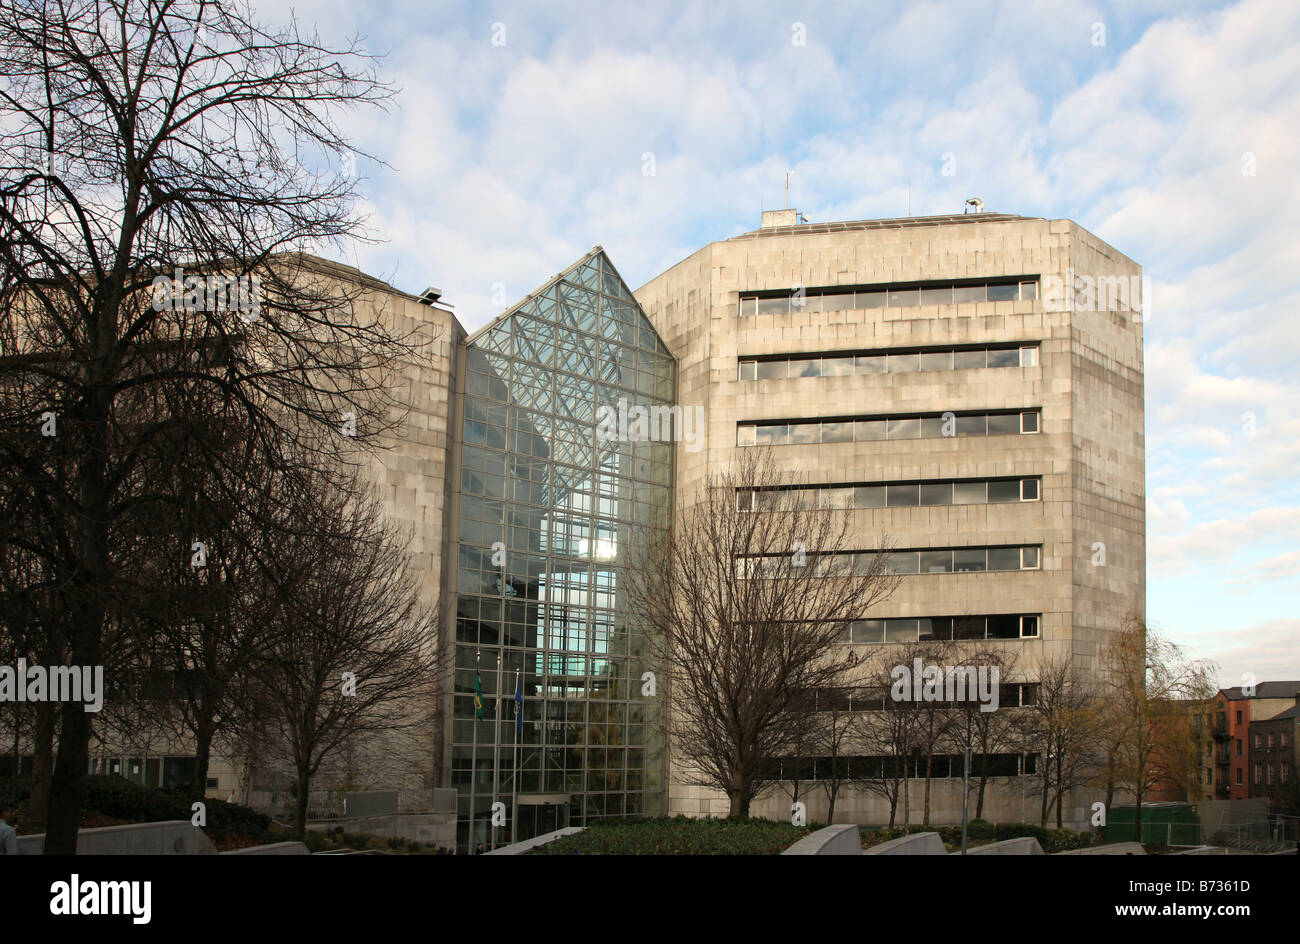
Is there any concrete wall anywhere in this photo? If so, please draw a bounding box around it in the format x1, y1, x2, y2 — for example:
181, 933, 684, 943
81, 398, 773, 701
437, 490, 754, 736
18, 821, 217, 855
634, 212, 1143, 821
483, 826, 585, 855
1055, 841, 1146, 855
782, 824, 862, 855
959, 836, 1044, 855
864, 831, 947, 855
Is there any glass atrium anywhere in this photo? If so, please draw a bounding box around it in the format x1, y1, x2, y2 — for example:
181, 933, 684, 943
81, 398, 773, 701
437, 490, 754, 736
452, 250, 675, 852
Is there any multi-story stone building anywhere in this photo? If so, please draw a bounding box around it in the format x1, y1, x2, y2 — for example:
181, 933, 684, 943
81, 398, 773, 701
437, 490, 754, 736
634, 209, 1145, 826
49, 209, 1146, 848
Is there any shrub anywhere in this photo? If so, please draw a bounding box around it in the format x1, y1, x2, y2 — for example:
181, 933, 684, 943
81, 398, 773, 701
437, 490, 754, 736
531, 815, 811, 855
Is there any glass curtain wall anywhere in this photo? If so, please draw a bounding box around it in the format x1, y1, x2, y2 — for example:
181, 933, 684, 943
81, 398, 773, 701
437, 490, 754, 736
453, 250, 674, 853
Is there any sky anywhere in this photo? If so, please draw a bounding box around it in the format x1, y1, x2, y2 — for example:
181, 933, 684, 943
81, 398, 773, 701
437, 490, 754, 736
260, 0, 1300, 686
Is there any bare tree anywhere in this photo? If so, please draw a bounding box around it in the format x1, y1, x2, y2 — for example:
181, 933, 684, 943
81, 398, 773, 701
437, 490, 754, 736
946, 643, 1023, 821
851, 672, 916, 829
1020, 651, 1101, 828
628, 448, 898, 818
1097, 619, 1217, 839
0, 0, 420, 852
243, 473, 440, 839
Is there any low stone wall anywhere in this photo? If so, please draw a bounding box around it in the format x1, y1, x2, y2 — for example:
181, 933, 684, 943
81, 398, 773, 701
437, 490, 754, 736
306, 811, 456, 850
864, 831, 946, 855
483, 827, 585, 855
1055, 842, 1146, 855
221, 841, 309, 855
955, 837, 1044, 855
17, 821, 217, 855
782, 824, 862, 855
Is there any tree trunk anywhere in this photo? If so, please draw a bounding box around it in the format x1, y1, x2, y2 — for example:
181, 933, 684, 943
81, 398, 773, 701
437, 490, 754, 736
1040, 776, 1050, 828
727, 788, 748, 819
44, 696, 94, 853
1055, 754, 1065, 828
27, 700, 56, 830
191, 713, 215, 801
294, 766, 312, 840
922, 755, 932, 827
887, 792, 898, 828
902, 776, 911, 831
975, 774, 988, 820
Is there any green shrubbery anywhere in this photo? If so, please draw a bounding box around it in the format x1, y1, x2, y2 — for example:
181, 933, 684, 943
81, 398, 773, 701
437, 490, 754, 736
0, 774, 269, 843
529, 815, 813, 855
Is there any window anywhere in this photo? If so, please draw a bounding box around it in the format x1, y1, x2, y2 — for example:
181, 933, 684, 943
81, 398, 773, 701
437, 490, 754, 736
1236, 768, 1243, 785
821, 421, 853, 443
1020, 615, 1039, 638
737, 425, 755, 447
855, 485, 886, 508
1021, 478, 1039, 501
887, 352, 920, 373
1236, 739, 1242, 757
1254, 764, 1262, 785
987, 548, 1020, 571
1021, 411, 1040, 433
953, 548, 987, 572
887, 483, 920, 506
1236, 711, 1243, 725
886, 552, 919, 575
919, 350, 953, 371
921, 482, 952, 505
887, 417, 920, 439
920, 550, 953, 573
740, 279, 1034, 317
955, 349, 986, 369
855, 419, 887, 441
738, 360, 756, 381
987, 413, 1020, 435
1019, 345, 1039, 367
856, 354, 886, 374
755, 360, 787, 380
954, 481, 986, 504
885, 619, 919, 642
987, 348, 1019, 368
1021, 547, 1041, 569
1255, 734, 1262, 748
987, 615, 1019, 639
988, 480, 1020, 503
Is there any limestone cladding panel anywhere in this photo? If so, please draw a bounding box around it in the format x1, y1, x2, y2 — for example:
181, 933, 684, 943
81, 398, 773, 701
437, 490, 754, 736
635, 216, 1142, 815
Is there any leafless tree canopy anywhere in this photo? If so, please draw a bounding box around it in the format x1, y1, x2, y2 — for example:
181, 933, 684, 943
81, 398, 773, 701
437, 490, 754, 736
628, 448, 898, 817
0, 0, 426, 852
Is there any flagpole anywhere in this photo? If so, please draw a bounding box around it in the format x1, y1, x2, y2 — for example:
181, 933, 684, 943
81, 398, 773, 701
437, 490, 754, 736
512, 666, 521, 844
471, 648, 479, 854
492, 651, 502, 850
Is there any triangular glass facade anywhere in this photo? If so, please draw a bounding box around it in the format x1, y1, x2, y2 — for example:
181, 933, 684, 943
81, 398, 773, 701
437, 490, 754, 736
454, 250, 674, 852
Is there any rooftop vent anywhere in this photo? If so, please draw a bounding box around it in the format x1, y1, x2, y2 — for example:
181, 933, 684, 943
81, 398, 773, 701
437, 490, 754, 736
964, 197, 985, 214
761, 208, 805, 229
417, 286, 443, 305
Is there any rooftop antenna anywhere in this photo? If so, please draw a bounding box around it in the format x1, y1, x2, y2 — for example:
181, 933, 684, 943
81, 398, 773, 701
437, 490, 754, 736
785, 170, 793, 209
964, 197, 984, 214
